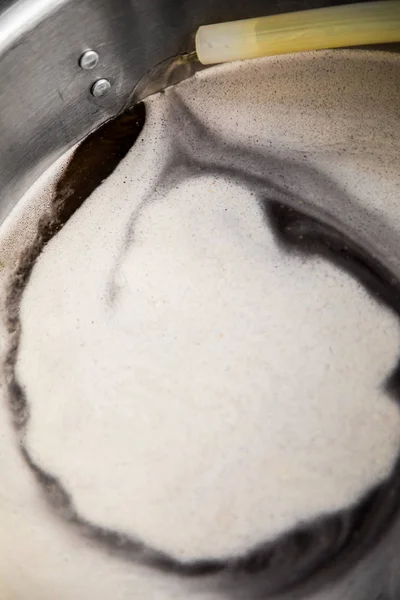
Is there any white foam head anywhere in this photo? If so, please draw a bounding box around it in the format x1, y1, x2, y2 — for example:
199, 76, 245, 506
0, 49, 400, 599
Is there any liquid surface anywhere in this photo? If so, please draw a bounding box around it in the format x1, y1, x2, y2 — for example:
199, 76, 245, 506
0, 50, 400, 600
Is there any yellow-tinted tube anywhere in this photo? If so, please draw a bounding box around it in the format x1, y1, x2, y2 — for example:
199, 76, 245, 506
195, 1, 400, 65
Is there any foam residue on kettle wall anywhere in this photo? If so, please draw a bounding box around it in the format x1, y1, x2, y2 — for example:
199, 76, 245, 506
0, 50, 400, 600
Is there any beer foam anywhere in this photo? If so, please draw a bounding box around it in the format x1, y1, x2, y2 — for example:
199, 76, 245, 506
1, 50, 400, 598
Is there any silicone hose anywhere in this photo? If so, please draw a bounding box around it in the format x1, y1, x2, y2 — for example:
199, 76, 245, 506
195, 1, 400, 65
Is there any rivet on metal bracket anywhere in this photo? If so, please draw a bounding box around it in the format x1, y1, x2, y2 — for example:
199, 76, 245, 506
79, 50, 99, 70
91, 78, 112, 98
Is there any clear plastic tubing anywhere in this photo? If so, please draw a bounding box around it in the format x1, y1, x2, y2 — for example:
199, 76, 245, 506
195, 1, 400, 65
